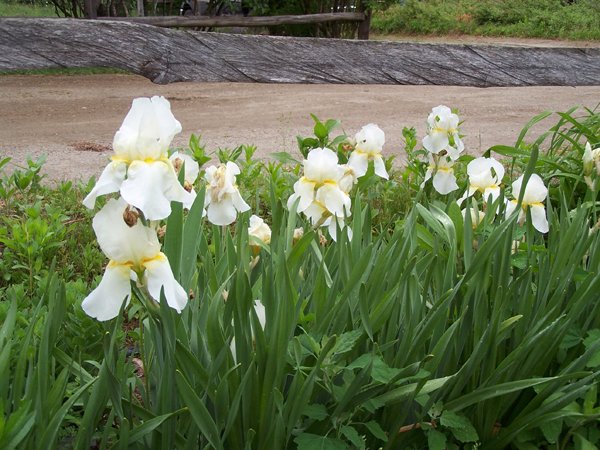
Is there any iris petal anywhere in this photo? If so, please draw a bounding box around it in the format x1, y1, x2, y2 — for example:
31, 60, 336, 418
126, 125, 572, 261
82, 263, 132, 321
373, 156, 389, 180
207, 199, 238, 226
144, 253, 188, 313
82, 161, 127, 209
121, 160, 192, 221
348, 152, 369, 178
530, 204, 549, 233
433, 170, 458, 194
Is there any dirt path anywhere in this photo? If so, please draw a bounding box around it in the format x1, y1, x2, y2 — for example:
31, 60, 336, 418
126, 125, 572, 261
1, 73, 599, 182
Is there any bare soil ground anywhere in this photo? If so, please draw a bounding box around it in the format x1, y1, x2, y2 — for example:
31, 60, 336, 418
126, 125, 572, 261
1, 72, 599, 182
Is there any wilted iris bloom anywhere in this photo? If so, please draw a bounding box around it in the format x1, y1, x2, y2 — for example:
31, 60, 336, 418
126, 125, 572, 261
423, 105, 464, 160
583, 142, 600, 190
82, 198, 188, 321
348, 123, 389, 179
205, 161, 250, 226
583, 142, 600, 175
249, 215, 271, 246
459, 157, 505, 204
422, 154, 459, 195
170, 151, 200, 193
505, 173, 549, 233
287, 148, 352, 241
83, 96, 194, 220
462, 206, 486, 229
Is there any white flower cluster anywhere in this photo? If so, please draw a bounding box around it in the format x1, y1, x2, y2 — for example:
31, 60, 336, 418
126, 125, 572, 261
286, 123, 389, 241
421, 105, 464, 195
82, 98, 557, 322
82, 96, 253, 321
418, 105, 549, 234
286, 147, 354, 241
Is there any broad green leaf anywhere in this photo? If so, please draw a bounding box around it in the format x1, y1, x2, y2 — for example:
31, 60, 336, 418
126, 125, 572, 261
440, 410, 479, 443
574, 433, 598, 450
427, 428, 448, 450
302, 404, 328, 421
331, 330, 362, 357
294, 433, 347, 450
364, 421, 388, 442
341, 425, 365, 450
539, 419, 562, 444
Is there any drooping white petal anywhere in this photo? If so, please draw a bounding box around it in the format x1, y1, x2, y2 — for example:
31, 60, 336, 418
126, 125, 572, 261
92, 198, 161, 263
483, 186, 501, 204
447, 133, 465, 160
327, 217, 352, 242
316, 184, 351, 217
348, 151, 369, 178
232, 190, 251, 214
144, 253, 188, 313
505, 199, 518, 218
530, 204, 549, 233
421, 167, 433, 188
373, 155, 389, 180
252, 300, 266, 331
289, 178, 316, 213
433, 169, 458, 194
207, 199, 238, 226
303, 201, 327, 225
82, 161, 127, 209
121, 160, 192, 221
82, 263, 132, 321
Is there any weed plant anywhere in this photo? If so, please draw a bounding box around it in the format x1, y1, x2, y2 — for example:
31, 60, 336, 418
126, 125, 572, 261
372, 0, 600, 40
1, 107, 600, 449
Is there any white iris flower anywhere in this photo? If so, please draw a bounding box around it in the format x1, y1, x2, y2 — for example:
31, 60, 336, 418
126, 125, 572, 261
423, 105, 464, 160
505, 173, 549, 233
82, 198, 188, 321
348, 123, 389, 179
83, 96, 194, 220
422, 154, 459, 195
459, 157, 505, 204
204, 161, 250, 226
249, 215, 271, 246
287, 148, 352, 241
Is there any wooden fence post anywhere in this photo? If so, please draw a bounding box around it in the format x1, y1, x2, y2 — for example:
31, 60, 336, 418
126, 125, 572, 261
357, 7, 370, 40
84, 0, 97, 19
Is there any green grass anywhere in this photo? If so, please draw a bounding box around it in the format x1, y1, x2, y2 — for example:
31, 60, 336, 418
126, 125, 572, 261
372, 0, 600, 40
0, 67, 129, 76
0, 0, 57, 17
